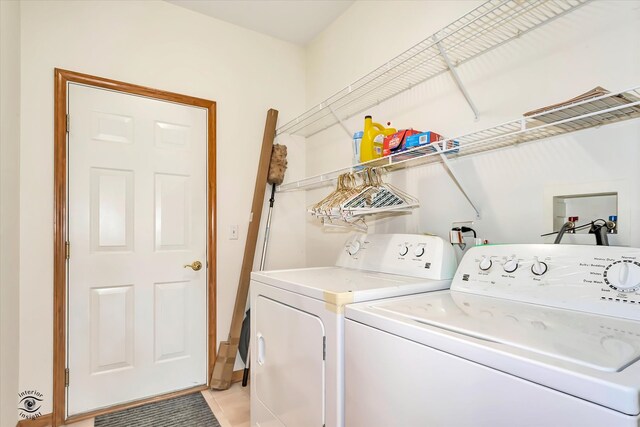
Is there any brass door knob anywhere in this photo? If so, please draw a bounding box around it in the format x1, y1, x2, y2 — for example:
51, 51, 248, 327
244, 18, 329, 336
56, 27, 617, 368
184, 261, 202, 271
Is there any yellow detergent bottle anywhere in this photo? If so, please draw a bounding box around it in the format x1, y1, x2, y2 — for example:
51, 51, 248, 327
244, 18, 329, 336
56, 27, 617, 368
360, 115, 396, 162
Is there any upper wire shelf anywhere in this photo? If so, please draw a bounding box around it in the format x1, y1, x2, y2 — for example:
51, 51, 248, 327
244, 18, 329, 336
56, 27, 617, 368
276, 0, 590, 138
278, 86, 640, 192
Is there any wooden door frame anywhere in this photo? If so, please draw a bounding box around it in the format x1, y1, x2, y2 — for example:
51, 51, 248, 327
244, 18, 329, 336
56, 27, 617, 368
53, 68, 217, 426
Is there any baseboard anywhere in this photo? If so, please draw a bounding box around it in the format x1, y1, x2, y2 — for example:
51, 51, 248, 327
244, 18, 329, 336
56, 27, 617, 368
16, 413, 53, 427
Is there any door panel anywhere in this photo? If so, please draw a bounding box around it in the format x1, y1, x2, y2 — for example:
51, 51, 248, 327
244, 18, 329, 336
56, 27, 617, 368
154, 281, 189, 362
90, 286, 134, 373
67, 83, 208, 415
155, 121, 190, 148
90, 168, 134, 251
155, 173, 190, 250
255, 296, 325, 427
91, 111, 134, 144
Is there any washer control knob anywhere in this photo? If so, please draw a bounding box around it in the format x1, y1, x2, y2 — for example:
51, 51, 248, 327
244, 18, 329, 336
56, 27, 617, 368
479, 256, 492, 271
503, 256, 519, 273
414, 246, 425, 257
531, 257, 548, 276
399, 245, 409, 257
347, 241, 361, 256
604, 260, 640, 293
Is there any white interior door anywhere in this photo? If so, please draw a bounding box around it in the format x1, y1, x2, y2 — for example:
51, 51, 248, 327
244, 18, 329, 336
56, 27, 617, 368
67, 83, 208, 416
255, 296, 325, 427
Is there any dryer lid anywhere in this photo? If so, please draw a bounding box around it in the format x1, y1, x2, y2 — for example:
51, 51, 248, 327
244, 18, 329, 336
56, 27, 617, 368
251, 267, 450, 306
369, 291, 640, 372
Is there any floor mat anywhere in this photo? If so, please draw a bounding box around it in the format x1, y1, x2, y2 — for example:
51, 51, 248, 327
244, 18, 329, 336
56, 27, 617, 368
94, 392, 221, 427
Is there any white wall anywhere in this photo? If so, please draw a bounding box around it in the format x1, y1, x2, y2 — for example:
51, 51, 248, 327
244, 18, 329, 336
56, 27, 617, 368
1, 1, 21, 425
19, 0, 306, 416
304, 0, 640, 265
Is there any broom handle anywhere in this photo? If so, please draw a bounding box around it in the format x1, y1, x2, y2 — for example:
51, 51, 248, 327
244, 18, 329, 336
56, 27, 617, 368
242, 345, 250, 387
259, 184, 276, 271
241, 184, 276, 388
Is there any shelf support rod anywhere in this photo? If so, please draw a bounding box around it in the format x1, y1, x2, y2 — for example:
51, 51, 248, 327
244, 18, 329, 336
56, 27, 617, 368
432, 142, 481, 219
329, 105, 354, 139
433, 35, 479, 120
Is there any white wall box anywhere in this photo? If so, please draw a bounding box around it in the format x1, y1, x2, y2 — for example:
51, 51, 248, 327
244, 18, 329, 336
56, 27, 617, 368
544, 179, 631, 246
553, 193, 617, 232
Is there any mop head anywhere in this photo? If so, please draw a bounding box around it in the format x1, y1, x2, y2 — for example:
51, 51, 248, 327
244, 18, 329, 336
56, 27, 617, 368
268, 144, 288, 185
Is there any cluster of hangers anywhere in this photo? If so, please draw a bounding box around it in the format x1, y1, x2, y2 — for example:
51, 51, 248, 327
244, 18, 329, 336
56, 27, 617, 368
308, 168, 419, 231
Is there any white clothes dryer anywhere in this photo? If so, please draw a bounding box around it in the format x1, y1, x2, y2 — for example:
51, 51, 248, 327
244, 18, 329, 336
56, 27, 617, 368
345, 244, 640, 426
250, 233, 457, 427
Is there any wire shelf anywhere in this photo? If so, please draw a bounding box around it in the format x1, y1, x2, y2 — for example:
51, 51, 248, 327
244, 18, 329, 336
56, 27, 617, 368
278, 86, 640, 192
276, 0, 590, 138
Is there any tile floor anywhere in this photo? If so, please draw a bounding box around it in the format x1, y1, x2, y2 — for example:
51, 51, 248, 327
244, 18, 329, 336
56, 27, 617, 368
64, 383, 251, 427
202, 383, 250, 427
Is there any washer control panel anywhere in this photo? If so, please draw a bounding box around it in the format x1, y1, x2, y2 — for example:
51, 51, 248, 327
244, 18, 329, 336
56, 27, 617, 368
336, 233, 457, 280
453, 244, 640, 320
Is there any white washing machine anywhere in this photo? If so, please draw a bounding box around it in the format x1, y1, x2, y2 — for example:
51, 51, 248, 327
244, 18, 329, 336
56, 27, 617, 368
250, 233, 457, 427
345, 244, 640, 426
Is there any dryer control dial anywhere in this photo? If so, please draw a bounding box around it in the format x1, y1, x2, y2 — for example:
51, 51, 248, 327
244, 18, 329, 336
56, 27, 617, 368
503, 256, 519, 274
479, 256, 492, 271
399, 245, 409, 257
414, 246, 425, 257
347, 241, 361, 256
604, 260, 640, 293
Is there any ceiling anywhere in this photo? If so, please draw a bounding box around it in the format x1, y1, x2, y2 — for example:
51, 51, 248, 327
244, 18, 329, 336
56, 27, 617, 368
167, 0, 355, 46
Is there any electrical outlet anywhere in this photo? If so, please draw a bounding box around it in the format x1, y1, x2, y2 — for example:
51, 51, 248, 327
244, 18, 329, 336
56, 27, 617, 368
451, 220, 477, 249
230, 225, 238, 240
452, 220, 474, 229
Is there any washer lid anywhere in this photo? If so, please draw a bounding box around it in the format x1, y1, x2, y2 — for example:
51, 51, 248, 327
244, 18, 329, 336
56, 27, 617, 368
251, 267, 450, 306
369, 291, 640, 372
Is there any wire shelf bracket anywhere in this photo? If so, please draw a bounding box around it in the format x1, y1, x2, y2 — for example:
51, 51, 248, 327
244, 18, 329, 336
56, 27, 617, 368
433, 34, 479, 120
329, 105, 354, 139
432, 142, 481, 219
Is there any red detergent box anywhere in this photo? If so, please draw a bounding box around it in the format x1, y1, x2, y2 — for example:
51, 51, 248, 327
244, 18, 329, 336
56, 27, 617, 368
383, 129, 422, 156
